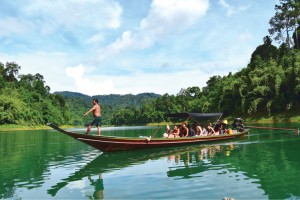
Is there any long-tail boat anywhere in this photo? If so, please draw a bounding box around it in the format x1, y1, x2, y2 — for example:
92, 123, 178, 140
47, 112, 248, 152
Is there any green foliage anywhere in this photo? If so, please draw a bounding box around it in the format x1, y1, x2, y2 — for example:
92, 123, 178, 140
268, 0, 299, 49
0, 62, 68, 126
250, 36, 279, 65
55, 91, 160, 126
1, 0, 300, 126
2, 51, 300, 126
106, 47, 300, 124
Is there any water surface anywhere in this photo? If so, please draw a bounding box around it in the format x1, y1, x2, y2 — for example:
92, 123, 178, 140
1, 123, 300, 199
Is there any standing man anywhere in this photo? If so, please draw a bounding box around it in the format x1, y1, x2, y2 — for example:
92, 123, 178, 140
84, 98, 101, 135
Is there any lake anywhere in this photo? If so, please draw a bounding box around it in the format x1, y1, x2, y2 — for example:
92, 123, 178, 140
1, 123, 300, 199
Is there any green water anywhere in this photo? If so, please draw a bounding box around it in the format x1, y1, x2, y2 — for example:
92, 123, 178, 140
1, 123, 300, 199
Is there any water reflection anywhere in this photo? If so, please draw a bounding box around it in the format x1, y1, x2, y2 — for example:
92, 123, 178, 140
47, 143, 239, 198
87, 174, 104, 200
167, 144, 236, 178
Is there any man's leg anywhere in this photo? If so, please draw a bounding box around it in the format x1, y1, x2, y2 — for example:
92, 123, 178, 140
97, 126, 101, 136
85, 124, 92, 134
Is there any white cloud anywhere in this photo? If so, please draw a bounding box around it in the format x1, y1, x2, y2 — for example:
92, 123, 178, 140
98, 0, 209, 61
21, 0, 122, 30
218, 0, 230, 9
141, 0, 209, 35
65, 63, 211, 95
0, 17, 34, 36
218, 0, 250, 16
0, 0, 122, 48
66, 64, 118, 96
85, 34, 105, 45
0, 51, 77, 93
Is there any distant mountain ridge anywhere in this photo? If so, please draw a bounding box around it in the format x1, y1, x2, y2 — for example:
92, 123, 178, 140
54, 91, 90, 99
53, 91, 161, 125
54, 91, 161, 107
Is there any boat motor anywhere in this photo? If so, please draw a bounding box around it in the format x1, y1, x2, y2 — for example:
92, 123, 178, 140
232, 118, 245, 132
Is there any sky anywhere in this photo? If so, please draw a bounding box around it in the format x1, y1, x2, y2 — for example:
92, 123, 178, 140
0, 0, 278, 96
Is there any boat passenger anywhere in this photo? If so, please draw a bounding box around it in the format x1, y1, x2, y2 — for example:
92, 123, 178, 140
195, 124, 202, 136
166, 124, 171, 134
163, 125, 171, 138
220, 120, 228, 135
214, 120, 222, 135
188, 124, 195, 137
172, 125, 180, 138
179, 122, 189, 137
213, 130, 220, 136
200, 125, 208, 136
207, 123, 215, 136
163, 125, 180, 138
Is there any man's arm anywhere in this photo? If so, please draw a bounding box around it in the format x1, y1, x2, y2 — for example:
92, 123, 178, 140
185, 128, 189, 137
84, 106, 96, 116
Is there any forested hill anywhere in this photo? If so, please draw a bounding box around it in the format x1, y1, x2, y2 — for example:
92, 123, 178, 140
54, 91, 160, 108
53, 91, 161, 125
54, 91, 90, 100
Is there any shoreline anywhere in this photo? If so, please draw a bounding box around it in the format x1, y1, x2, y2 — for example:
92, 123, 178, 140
1, 116, 300, 131
0, 124, 75, 132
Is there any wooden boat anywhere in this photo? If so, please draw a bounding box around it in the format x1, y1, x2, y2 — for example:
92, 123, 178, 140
47, 113, 248, 152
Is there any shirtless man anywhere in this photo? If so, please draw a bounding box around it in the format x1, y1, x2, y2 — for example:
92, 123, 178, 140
180, 122, 189, 137
84, 98, 102, 135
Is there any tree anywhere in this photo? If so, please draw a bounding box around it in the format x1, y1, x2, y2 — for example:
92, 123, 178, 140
154, 93, 178, 114
290, 0, 300, 49
250, 36, 279, 65
19, 74, 35, 89
269, 0, 300, 49
293, 26, 300, 49
0, 62, 5, 90
4, 62, 21, 82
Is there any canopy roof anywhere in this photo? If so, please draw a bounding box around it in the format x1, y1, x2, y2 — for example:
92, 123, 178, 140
165, 112, 222, 118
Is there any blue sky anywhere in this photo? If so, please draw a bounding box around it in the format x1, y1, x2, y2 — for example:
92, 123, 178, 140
0, 0, 278, 96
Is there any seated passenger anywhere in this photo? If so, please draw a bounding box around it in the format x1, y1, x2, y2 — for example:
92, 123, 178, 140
163, 125, 171, 138
220, 119, 228, 135
201, 127, 208, 136
214, 120, 222, 135
163, 125, 180, 138
207, 123, 215, 136
195, 124, 202, 136
169, 125, 180, 138
188, 124, 195, 137
179, 122, 189, 137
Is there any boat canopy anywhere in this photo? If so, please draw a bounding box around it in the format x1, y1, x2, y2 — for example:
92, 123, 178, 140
165, 112, 222, 118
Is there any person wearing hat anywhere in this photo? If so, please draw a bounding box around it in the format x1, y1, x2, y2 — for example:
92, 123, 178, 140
220, 119, 228, 135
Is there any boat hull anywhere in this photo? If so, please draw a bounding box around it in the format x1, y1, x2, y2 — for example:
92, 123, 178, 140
47, 123, 248, 152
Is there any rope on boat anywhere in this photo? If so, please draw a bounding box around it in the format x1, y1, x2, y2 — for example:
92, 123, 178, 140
213, 113, 223, 130
151, 125, 163, 138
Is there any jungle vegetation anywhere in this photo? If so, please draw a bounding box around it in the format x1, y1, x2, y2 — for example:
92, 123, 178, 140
109, 0, 300, 125
0, 0, 299, 127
